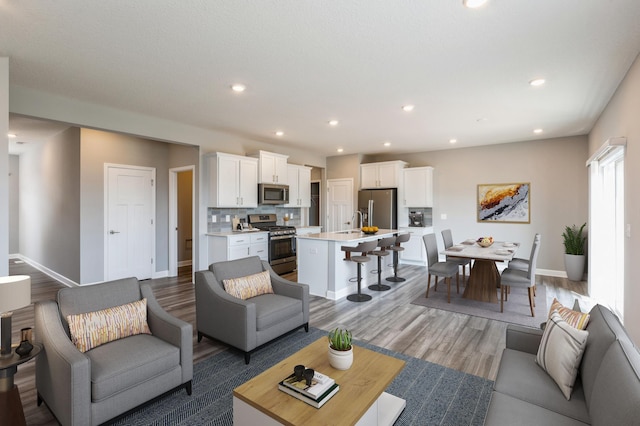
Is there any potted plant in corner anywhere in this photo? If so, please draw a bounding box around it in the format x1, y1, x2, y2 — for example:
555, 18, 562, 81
562, 223, 587, 281
328, 328, 353, 370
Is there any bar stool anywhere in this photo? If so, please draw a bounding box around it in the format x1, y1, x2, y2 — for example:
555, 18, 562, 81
385, 233, 411, 282
342, 240, 378, 302
368, 236, 396, 291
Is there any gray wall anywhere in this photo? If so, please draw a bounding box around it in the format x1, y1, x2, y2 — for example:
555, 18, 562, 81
0, 58, 8, 276
588, 52, 640, 344
19, 127, 81, 282
330, 136, 589, 272
8, 155, 19, 253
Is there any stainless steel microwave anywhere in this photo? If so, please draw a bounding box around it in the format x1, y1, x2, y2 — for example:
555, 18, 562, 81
258, 183, 289, 205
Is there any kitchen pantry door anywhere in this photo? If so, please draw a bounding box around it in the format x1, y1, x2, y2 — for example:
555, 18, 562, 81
326, 178, 354, 232
105, 164, 155, 281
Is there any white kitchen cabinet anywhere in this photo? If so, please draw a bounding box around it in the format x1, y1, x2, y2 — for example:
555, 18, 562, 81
399, 227, 433, 265
249, 150, 289, 184
208, 232, 269, 263
284, 164, 312, 207
295, 226, 322, 235
402, 166, 434, 207
207, 152, 258, 208
360, 161, 407, 189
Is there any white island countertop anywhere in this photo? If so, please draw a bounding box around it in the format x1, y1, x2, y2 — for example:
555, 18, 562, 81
296, 229, 399, 242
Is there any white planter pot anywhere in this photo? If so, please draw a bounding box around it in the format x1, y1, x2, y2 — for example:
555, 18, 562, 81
328, 346, 353, 370
564, 254, 586, 281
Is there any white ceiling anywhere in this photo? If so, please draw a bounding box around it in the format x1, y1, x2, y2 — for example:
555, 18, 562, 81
3, 1, 640, 156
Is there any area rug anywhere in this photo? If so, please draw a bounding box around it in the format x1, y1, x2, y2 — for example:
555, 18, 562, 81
411, 278, 547, 329
113, 327, 492, 425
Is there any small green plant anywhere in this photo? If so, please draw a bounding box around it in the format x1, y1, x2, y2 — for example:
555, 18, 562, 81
328, 328, 352, 351
562, 223, 587, 255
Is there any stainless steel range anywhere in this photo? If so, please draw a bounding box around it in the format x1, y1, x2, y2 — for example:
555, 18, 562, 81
247, 214, 296, 275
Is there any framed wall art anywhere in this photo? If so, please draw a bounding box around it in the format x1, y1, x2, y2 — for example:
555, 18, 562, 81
477, 182, 530, 223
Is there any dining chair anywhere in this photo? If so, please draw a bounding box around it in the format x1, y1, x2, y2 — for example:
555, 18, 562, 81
499, 236, 540, 316
441, 229, 472, 283
423, 233, 460, 303
507, 233, 541, 296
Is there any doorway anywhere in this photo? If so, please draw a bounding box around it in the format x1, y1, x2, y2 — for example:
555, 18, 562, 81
310, 181, 321, 226
169, 166, 195, 277
326, 178, 354, 232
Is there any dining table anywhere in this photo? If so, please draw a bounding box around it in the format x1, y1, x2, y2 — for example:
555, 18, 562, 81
442, 239, 520, 303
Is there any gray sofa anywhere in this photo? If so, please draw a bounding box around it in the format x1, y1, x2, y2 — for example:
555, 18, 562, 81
485, 304, 640, 425
195, 256, 309, 364
35, 277, 193, 426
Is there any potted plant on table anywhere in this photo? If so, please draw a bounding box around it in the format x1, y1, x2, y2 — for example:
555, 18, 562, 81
328, 328, 353, 370
562, 223, 587, 281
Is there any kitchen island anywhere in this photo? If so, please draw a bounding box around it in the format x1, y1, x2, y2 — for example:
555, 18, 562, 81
296, 229, 402, 299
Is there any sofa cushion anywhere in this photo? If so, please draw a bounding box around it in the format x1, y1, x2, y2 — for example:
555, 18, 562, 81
253, 294, 303, 331
494, 348, 590, 423
485, 392, 590, 426
223, 270, 274, 300
588, 339, 640, 426
549, 298, 590, 330
581, 304, 630, 404
66, 298, 151, 352
87, 334, 180, 402
536, 311, 589, 400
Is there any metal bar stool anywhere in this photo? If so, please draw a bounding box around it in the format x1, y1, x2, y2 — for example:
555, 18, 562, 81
368, 236, 396, 291
385, 233, 411, 282
341, 240, 378, 302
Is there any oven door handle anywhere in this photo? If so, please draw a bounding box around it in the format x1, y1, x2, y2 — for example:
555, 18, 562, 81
270, 235, 295, 240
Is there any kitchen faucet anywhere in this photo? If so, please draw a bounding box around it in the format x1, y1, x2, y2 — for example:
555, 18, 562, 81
352, 211, 364, 229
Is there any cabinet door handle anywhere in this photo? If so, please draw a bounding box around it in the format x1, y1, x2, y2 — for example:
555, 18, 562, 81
109, 230, 120, 234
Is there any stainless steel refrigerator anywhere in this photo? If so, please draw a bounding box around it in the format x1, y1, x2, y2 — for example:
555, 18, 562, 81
358, 188, 397, 229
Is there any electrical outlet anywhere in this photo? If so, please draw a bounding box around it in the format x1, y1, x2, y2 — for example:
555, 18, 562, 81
211, 215, 217, 223
225, 215, 230, 222
441, 213, 447, 220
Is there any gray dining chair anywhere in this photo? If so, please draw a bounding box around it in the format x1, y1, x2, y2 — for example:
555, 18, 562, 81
507, 233, 541, 296
441, 229, 472, 283
423, 233, 460, 303
500, 235, 540, 316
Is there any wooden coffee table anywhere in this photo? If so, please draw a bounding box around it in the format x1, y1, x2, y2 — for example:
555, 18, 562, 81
233, 337, 406, 425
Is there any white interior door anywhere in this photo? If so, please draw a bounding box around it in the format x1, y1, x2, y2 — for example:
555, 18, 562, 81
106, 165, 155, 281
326, 178, 354, 232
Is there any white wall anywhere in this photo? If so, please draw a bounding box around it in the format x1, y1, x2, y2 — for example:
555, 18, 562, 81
8, 155, 19, 254
588, 52, 640, 344
0, 58, 8, 276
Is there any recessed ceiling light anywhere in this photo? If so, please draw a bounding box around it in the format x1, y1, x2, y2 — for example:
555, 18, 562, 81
529, 78, 546, 87
275, 131, 284, 137
7, 133, 17, 138
463, 0, 488, 8
533, 128, 543, 134
337, 148, 344, 153
402, 105, 415, 112
383, 141, 391, 147
449, 139, 457, 144
231, 84, 246, 93
328, 120, 339, 126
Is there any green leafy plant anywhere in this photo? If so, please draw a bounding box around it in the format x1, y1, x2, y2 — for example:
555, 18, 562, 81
562, 223, 587, 255
328, 328, 352, 351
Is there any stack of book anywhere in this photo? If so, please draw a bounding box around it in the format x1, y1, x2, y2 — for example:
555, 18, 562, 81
278, 371, 340, 408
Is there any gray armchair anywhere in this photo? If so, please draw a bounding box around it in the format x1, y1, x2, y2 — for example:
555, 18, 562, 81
195, 256, 309, 364
35, 277, 193, 426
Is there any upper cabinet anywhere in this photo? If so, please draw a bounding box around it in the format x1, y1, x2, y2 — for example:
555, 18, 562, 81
207, 152, 259, 208
249, 150, 289, 184
285, 164, 312, 207
360, 160, 408, 189
402, 166, 433, 207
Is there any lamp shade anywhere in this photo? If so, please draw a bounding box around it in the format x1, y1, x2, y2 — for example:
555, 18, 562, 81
0, 275, 31, 313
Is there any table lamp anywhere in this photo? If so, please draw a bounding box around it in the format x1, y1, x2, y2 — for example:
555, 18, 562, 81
0, 275, 31, 357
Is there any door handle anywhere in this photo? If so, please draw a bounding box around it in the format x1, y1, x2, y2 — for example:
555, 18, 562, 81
109, 230, 120, 234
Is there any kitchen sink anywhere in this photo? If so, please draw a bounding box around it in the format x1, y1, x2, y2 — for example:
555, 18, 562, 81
336, 230, 363, 234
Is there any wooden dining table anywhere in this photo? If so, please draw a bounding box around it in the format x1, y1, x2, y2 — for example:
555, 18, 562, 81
442, 240, 520, 303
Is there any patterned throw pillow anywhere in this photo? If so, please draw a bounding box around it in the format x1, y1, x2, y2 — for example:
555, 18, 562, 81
223, 270, 274, 300
67, 298, 151, 353
549, 298, 590, 330
536, 311, 589, 400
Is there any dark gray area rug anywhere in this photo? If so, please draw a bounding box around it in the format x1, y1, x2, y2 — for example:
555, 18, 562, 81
411, 278, 547, 328
113, 327, 492, 425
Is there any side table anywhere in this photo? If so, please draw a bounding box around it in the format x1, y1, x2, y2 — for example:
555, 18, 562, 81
0, 343, 42, 426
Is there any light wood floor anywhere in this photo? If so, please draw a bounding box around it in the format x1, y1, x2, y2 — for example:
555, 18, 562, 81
8, 258, 587, 425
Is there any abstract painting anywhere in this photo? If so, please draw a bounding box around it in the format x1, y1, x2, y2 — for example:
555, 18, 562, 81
477, 183, 530, 223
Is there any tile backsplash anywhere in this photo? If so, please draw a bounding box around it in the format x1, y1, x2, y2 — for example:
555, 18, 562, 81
207, 206, 302, 232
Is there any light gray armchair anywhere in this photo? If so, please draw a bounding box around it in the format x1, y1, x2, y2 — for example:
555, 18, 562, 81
195, 256, 309, 364
35, 277, 193, 426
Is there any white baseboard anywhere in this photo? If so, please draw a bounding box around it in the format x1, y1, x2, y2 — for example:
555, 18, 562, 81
13, 254, 78, 288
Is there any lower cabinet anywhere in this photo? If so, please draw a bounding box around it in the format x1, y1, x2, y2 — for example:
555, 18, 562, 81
208, 232, 269, 264
399, 227, 433, 265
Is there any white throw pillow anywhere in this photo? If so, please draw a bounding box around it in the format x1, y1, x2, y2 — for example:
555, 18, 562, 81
536, 310, 589, 399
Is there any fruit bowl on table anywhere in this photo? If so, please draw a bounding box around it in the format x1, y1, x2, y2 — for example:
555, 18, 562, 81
476, 237, 494, 247
361, 227, 378, 235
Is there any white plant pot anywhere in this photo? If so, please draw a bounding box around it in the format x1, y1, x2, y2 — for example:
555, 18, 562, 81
564, 254, 586, 281
328, 346, 353, 370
